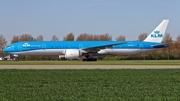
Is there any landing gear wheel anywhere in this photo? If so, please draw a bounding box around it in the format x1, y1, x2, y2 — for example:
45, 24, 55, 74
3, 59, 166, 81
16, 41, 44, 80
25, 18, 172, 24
82, 58, 87, 61
82, 58, 97, 62
93, 58, 97, 61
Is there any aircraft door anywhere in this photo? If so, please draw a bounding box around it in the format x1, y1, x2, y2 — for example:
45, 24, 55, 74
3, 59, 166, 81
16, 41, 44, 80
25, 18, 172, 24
18, 44, 22, 51
140, 44, 143, 52
79, 44, 83, 49
42, 44, 46, 50
41, 44, 46, 54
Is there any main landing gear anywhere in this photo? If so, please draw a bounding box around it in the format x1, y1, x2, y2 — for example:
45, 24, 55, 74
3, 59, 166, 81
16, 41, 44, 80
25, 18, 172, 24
82, 54, 97, 61
82, 58, 97, 61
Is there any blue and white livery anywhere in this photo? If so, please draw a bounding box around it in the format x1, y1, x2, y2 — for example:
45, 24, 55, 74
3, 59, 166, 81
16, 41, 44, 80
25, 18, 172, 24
4, 20, 169, 61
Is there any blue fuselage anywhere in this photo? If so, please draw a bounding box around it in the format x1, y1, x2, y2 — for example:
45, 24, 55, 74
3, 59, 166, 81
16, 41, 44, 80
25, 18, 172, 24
3, 41, 168, 56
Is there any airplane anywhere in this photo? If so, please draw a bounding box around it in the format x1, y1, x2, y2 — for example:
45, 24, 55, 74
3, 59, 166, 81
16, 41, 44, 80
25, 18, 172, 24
3, 19, 169, 61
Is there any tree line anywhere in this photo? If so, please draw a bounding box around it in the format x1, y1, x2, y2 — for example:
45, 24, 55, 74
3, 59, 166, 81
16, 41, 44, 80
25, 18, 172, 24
0, 32, 180, 60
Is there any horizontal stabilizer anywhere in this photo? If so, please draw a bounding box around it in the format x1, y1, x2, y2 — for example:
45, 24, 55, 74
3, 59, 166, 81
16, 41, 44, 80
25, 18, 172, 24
151, 43, 169, 48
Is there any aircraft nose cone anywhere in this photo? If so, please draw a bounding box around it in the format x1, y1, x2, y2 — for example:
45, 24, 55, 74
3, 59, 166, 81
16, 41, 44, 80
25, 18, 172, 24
3, 48, 8, 52
3, 48, 6, 52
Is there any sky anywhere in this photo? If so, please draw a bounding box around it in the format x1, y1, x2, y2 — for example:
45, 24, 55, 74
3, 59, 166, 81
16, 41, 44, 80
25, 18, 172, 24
1, 0, 180, 43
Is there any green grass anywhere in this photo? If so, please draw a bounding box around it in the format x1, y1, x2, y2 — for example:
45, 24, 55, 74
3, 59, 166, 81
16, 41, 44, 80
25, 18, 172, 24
1, 60, 180, 65
0, 69, 180, 100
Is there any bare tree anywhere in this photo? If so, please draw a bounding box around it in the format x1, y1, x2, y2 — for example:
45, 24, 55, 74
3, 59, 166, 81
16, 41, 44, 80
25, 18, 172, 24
93, 34, 99, 41
163, 33, 172, 43
76, 33, 96, 41
63, 33, 74, 41
163, 33, 173, 60
11, 35, 20, 43
86, 34, 94, 40
175, 35, 180, 50
11, 34, 35, 43
0, 35, 7, 50
171, 35, 180, 58
19, 34, 35, 41
138, 33, 148, 41
51, 35, 59, 41
36, 35, 44, 41
176, 35, 180, 43
99, 33, 112, 41
116, 35, 126, 41
76, 33, 112, 41
76, 33, 89, 41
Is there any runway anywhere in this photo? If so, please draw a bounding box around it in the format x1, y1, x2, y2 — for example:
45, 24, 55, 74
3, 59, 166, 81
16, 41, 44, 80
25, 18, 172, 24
0, 65, 180, 69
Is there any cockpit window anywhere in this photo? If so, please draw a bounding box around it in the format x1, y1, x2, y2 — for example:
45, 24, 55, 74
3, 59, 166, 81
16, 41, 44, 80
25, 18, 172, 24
6, 46, 10, 48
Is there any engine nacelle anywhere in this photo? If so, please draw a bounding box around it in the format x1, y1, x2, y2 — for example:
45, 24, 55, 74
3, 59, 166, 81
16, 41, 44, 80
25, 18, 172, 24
64, 49, 81, 60
13, 54, 18, 57
98, 50, 107, 54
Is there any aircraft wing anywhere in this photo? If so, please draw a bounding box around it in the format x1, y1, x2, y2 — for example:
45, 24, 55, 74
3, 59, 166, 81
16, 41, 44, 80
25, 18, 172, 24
151, 43, 169, 48
82, 42, 127, 52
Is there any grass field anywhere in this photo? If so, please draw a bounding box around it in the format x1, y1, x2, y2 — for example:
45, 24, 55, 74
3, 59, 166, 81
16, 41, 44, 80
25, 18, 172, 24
0, 60, 180, 65
0, 69, 180, 100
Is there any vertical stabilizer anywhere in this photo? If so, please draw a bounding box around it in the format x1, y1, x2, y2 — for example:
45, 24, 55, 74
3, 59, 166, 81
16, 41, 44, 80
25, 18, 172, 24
144, 20, 169, 43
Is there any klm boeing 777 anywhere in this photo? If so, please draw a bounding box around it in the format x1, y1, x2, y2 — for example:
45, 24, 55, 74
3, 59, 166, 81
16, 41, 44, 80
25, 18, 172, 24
4, 20, 169, 61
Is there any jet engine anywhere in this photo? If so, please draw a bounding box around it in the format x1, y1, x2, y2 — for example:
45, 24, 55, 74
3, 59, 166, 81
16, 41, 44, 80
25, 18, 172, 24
64, 49, 81, 60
